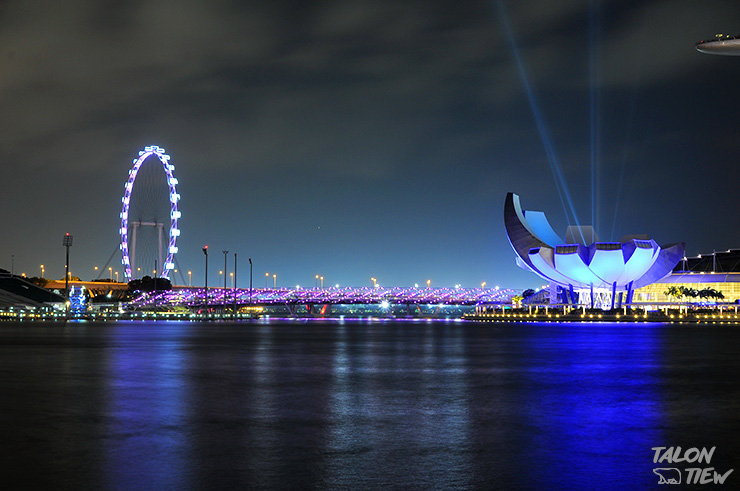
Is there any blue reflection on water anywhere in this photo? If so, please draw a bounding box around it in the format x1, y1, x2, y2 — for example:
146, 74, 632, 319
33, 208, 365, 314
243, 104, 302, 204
96, 320, 669, 490
104, 322, 190, 489
6, 319, 738, 490
515, 323, 665, 490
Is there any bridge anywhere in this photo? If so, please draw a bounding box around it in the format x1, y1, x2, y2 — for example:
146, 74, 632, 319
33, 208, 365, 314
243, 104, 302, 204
44, 280, 129, 298
130, 286, 517, 314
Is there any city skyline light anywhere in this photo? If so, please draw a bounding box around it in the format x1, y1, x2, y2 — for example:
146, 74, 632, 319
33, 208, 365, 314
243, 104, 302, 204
1, 1, 740, 289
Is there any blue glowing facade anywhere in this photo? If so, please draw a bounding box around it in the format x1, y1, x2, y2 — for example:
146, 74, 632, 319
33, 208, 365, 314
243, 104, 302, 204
504, 193, 685, 308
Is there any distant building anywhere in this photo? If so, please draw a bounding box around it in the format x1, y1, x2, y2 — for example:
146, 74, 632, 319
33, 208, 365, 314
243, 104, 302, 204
635, 249, 740, 303
0, 272, 65, 309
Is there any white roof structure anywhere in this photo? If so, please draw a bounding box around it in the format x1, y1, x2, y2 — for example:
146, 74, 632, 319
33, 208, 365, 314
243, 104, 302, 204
504, 193, 685, 293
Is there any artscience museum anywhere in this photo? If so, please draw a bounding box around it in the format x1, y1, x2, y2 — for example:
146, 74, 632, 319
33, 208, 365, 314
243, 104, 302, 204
504, 193, 685, 309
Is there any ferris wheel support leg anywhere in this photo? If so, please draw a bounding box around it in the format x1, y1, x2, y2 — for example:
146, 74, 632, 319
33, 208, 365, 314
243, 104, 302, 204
158, 223, 164, 277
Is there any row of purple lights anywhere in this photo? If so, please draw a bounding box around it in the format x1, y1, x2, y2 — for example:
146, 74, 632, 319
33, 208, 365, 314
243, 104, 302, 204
131, 286, 518, 308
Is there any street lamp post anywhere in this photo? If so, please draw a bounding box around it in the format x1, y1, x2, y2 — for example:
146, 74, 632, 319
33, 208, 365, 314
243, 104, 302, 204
222, 250, 229, 317
233, 253, 237, 320
249, 258, 253, 306
188, 271, 192, 287
273, 274, 276, 288
40, 265, 44, 278
62, 233, 73, 312
203, 245, 209, 311
109, 267, 113, 281
265, 272, 269, 288
320, 276, 324, 289
153, 260, 157, 309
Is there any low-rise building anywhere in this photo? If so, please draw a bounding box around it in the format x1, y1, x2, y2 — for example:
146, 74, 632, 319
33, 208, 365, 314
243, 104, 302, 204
636, 249, 740, 303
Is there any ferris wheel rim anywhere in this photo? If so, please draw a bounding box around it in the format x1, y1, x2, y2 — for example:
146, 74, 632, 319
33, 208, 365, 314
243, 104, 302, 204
119, 145, 180, 282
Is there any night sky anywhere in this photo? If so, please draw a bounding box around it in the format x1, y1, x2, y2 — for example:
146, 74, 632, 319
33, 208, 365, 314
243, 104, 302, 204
2, 0, 739, 289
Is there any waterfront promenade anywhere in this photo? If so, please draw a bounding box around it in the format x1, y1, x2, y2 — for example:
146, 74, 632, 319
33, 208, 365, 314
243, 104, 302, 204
465, 307, 740, 324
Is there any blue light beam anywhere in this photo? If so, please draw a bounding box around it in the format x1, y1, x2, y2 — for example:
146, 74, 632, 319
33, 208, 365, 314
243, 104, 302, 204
589, 0, 602, 237
496, 1, 584, 241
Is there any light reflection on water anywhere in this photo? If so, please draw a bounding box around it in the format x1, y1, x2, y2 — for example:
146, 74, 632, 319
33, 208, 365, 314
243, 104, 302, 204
0, 319, 739, 490
516, 323, 665, 490
105, 325, 190, 490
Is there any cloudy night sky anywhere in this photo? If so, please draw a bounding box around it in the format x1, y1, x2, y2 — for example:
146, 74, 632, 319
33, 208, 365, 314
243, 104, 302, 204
1, 0, 739, 289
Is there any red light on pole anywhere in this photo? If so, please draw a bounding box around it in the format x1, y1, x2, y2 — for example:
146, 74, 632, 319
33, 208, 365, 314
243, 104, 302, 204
202, 245, 209, 310
63, 233, 73, 314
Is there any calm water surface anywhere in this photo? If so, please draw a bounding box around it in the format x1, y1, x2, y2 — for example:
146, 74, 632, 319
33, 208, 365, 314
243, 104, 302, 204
1, 319, 739, 490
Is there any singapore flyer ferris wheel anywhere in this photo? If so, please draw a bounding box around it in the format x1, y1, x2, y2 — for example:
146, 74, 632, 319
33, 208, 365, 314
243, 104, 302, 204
120, 145, 181, 282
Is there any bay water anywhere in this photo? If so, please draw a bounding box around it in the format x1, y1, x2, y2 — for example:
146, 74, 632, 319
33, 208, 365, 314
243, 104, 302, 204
1, 319, 738, 490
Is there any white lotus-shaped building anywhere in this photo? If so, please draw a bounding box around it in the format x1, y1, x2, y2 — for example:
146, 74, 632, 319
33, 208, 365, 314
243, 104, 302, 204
504, 193, 685, 309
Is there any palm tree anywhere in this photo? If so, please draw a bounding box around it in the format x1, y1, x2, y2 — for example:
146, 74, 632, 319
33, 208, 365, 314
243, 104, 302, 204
698, 287, 724, 301
664, 286, 681, 301
708, 288, 722, 300
679, 286, 698, 300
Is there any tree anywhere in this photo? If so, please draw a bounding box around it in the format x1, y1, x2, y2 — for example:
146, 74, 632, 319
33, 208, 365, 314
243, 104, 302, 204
26, 276, 49, 288
665, 286, 699, 302
664, 286, 681, 300
698, 288, 724, 301
127, 276, 172, 295
522, 288, 536, 299
679, 286, 698, 299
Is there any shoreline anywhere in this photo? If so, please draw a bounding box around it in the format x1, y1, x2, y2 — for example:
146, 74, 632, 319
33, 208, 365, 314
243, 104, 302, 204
464, 311, 740, 324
